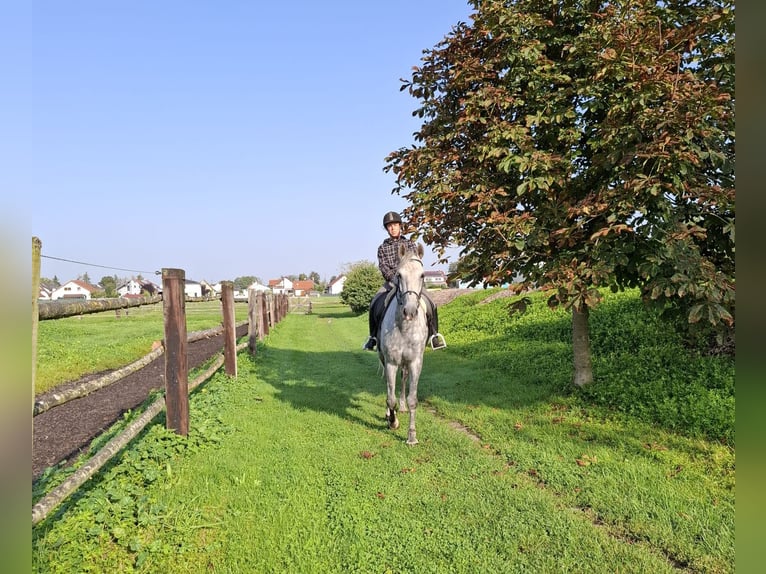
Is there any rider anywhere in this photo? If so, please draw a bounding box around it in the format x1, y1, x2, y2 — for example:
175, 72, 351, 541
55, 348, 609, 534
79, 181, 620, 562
363, 211, 446, 351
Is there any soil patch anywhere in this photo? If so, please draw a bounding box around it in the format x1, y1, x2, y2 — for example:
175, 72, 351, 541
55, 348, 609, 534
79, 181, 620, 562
33, 325, 248, 481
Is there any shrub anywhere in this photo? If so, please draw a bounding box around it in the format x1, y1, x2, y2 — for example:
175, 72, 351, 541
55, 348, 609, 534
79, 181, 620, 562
340, 261, 381, 314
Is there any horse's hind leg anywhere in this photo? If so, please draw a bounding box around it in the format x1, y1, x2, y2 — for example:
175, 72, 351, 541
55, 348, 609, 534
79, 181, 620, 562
385, 364, 399, 430
399, 367, 409, 412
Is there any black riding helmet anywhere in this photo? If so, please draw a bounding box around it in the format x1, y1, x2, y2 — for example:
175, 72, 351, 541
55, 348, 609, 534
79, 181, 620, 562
382, 211, 403, 228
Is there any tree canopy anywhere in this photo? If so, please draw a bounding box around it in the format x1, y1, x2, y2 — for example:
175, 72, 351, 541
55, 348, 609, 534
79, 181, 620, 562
233, 276, 262, 291
385, 0, 734, 341
340, 261, 382, 314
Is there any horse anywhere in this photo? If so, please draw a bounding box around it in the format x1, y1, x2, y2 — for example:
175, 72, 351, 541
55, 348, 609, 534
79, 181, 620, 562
377, 243, 429, 445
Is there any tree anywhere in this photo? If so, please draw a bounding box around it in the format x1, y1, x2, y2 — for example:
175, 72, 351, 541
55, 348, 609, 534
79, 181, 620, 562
385, 0, 734, 386
40, 277, 59, 290
340, 261, 382, 314
99, 275, 117, 298
234, 276, 262, 291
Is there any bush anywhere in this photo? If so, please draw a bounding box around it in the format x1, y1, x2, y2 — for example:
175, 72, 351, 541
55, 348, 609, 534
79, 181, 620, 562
340, 261, 381, 314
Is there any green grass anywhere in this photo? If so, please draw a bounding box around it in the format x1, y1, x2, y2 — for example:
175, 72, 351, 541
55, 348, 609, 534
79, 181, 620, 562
35, 300, 250, 394
32, 294, 734, 573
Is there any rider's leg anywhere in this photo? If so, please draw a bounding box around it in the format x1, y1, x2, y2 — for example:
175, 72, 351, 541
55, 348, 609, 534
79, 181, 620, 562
363, 288, 387, 350
423, 293, 446, 349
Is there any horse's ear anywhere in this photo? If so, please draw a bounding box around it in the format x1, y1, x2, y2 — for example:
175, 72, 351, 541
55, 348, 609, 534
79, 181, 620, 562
417, 243, 424, 258
399, 244, 408, 258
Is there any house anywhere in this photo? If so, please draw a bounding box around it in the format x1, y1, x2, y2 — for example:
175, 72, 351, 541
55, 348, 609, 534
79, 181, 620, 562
199, 280, 216, 297
247, 281, 271, 294
50, 279, 100, 301
424, 270, 447, 289
292, 280, 315, 296
117, 278, 161, 297
268, 277, 293, 295
326, 275, 346, 295
184, 280, 203, 298
38, 286, 52, 300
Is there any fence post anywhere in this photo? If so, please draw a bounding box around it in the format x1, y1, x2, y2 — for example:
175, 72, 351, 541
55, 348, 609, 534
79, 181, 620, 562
263, 293, 271, 336
247, 288, 258, 354
221, 281, 237, 377
257, 292, 265, 340
32, 236, 42, 412
162, 268, 189, 436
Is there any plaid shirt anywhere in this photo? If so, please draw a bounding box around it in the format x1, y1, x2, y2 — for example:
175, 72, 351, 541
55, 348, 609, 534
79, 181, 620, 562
377, 236, 417, 283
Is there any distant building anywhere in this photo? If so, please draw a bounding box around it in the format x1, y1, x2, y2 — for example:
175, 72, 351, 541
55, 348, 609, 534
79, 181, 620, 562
38, 286, 52, 300
50, 279, 100, 300
326, 275, 346, 295
292, 280, 315, 296
184, 280, 203, 298
199, 280, 216, 297
117, 278, 160, 297
424, 270, 447, 289
247, 281, 271, 293
268, 277, 293, 295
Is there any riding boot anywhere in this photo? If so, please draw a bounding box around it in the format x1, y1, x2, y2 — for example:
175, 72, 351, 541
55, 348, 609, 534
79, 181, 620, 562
363, 306, 377, 350
426, 299, 446, 350
363, 291, 385, 351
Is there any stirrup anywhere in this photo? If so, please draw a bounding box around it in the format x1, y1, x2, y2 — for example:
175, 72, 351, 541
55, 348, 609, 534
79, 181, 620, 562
430, 333, 447, 350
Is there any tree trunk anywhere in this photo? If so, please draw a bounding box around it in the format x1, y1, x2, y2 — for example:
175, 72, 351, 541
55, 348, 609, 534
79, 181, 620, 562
572, 305, 593, 387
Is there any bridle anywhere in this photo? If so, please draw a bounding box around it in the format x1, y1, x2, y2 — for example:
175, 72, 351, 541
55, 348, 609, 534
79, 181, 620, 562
394, 258, 424, 307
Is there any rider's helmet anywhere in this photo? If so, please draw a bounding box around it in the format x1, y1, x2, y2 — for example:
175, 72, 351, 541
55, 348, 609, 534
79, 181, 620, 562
382, 211, 403, 228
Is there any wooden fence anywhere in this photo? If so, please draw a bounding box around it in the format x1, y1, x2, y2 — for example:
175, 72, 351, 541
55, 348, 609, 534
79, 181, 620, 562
32, 257, 289, 525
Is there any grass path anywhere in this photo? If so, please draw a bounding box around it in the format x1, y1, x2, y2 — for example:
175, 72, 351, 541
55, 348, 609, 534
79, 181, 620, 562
33, 298, 732, 573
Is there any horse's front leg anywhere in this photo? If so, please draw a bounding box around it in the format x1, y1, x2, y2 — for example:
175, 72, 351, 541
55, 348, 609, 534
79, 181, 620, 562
385, 363, 399, 430
405, 361, 423, 446
399, 367, 409, 412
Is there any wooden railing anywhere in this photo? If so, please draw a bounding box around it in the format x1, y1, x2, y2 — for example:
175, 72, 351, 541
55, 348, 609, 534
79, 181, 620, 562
32, 264, 289, 526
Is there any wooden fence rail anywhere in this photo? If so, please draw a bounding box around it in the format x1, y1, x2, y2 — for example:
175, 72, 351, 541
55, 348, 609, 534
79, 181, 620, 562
32, 249, 289, 525
32, 320, 249, 416
38, 295, 163, 320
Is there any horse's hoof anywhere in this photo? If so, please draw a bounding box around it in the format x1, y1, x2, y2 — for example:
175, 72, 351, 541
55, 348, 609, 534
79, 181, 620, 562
389, 419, 400, 430
406, 437, 419, 446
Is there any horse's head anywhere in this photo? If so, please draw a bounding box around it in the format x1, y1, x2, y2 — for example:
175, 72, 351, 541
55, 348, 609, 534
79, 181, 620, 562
395, 243, 425, 321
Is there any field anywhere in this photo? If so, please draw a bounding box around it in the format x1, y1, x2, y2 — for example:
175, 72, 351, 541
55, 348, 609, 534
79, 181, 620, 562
35, 300, 251, 395
32, 291, 735, 573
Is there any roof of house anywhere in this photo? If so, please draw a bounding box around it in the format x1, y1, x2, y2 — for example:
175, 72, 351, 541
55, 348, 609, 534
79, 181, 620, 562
293, 280, 315, 292
328, 275, 346, 286
65, 279, 100, 292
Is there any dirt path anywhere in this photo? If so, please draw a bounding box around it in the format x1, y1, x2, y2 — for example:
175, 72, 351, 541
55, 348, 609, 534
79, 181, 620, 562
33, 325, 248, 481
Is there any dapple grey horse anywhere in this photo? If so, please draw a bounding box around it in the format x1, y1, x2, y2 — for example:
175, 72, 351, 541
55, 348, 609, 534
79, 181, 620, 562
378, 243, 429, 445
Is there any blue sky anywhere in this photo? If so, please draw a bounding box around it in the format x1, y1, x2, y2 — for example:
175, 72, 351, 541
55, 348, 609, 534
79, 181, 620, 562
3, 1, 473, 285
